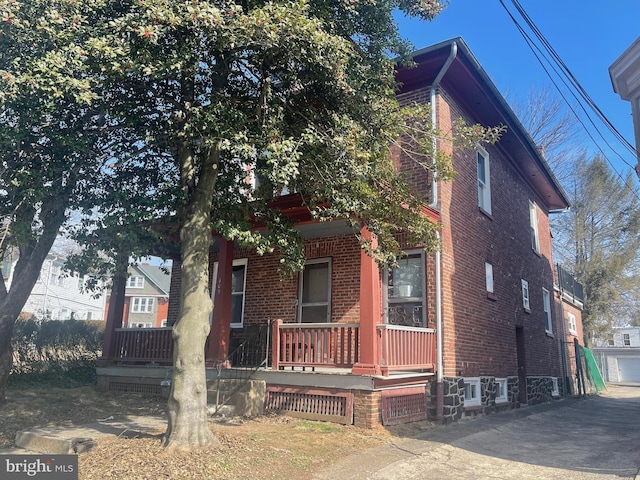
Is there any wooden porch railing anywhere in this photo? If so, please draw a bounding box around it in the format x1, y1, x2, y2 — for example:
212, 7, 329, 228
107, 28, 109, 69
111, 327, 173, 363
271, 319, 360, 370
377, 324, 436, 375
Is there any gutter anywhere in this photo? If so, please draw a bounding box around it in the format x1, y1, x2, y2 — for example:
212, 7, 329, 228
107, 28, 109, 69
430, 41, 457, 420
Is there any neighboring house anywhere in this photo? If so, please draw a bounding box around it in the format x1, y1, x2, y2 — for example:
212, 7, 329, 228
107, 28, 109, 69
609, 36, 640, 170
104, 264, 171, 328
554, 265, 585, 394
98, 38, 583, 427
3, 251, 106, 321
593, 326, 640, 383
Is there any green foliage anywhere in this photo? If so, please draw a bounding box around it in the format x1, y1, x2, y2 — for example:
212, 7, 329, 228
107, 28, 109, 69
10, 316, 104, 387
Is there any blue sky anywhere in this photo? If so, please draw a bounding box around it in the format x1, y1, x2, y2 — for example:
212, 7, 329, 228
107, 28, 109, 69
395, 0, 640, 178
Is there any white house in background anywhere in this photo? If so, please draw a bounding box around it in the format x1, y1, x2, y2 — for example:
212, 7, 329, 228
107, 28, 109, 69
609, 36, 640, 171
2, 251, 107, 321
593, 326, 640, 383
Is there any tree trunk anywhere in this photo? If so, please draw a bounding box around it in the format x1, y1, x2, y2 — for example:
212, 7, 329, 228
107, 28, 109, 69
164, 140, 220, 448
0, 301, 23, 402
0, 200, 66, 402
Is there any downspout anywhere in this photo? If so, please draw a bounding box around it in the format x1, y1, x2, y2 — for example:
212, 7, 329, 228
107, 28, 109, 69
431, 41, 457, 421
556, 264, 570, 395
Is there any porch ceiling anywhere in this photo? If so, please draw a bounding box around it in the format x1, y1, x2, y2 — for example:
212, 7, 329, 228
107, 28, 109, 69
209, 219, 355, 252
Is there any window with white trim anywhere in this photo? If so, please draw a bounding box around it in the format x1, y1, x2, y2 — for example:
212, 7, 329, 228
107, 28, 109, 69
131, 297, 154, 313
529, 200, 540, 253
495, 378, 508, 403
543, 288, 552, 334
385, 251, 426, 327
463, 377, 481, 407
551, 377, 560, 396
161, 319, 168, 327
521, 279, 530, 312
299, 258, 331, 323
130, 321, 152, 328
231, 260, 248, 327
477, 148, 491, 214
127, 276, 145, 288
624, 333, 631, 346
568, 312, 577, 334
485, 262, 494, 294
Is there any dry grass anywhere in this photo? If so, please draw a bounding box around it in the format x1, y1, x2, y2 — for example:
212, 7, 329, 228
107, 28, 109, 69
1, 386, 435, 479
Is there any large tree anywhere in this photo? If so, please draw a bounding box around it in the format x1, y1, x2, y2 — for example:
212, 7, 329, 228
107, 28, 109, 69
553, 155, 640, 342
0, 0, 114, 401
3, 0, 504, 448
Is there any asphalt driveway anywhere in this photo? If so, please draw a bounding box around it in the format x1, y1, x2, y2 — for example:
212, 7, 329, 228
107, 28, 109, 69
315, 384, 640, 480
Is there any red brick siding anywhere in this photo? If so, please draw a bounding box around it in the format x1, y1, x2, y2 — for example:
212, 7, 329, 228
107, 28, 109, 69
436, 87, 560, 379
353, 390, 382, 428
168, 234, 368, 328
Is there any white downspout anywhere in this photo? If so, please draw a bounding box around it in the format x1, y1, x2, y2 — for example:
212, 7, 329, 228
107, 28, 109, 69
431, 42, 457, 420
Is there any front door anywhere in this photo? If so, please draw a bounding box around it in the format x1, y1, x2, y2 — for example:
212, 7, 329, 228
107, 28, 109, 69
516, 326, 527, 404
298, 259, 331, 323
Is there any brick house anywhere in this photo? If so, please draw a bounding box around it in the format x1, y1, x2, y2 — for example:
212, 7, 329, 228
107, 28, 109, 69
98, 38, 583, 426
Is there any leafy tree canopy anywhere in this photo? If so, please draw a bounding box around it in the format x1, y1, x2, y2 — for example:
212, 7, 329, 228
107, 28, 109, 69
1, 0, 504, 444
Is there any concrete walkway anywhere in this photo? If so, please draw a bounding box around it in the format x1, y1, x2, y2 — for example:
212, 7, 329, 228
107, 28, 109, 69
316, 384, 640, 480
4, 415, 167, 455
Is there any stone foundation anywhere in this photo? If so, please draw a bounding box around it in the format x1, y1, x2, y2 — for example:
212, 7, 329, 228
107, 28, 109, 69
507, 376, 519, 408
526, 376, 555, 405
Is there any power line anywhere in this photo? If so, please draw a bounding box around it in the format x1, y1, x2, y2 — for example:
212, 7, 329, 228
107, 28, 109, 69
508, 0, 637, 162
498, 0, 640, 202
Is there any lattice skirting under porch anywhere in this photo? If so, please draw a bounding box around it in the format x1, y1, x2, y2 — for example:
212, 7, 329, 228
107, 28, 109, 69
265, 386, 354, 425
381, 386, 428, 426
107, 380, 164, 396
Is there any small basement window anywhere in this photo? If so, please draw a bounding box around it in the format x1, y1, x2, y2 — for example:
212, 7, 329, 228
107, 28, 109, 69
495, 378, 508, 403
551, 377, 560, 397
463, 378, 481, 407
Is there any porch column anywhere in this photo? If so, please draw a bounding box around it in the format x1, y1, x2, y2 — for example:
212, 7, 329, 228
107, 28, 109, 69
206, 238, 234, 366
352, 226, 382, 375
99, 251, 127, 365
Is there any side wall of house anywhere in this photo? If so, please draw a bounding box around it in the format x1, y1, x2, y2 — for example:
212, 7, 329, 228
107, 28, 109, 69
434, 85, 561, 385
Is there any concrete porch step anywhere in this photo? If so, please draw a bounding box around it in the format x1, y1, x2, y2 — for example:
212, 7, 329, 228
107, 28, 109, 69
206, 378, 266, 417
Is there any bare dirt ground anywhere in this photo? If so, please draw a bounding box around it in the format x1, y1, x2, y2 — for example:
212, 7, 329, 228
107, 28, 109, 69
1, 386, 434, 479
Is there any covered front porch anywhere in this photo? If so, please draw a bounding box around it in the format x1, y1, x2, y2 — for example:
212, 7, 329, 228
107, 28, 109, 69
99, 320, 436, 376
98, 224, 439, 426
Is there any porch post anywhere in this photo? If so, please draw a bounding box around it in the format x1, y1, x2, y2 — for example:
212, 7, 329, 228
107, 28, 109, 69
206, 238, 234, 366
352, 226, 382, 375
99, 251, 127, 365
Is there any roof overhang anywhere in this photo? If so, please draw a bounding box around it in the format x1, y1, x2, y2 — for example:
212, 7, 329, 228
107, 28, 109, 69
395, 38, 570, 211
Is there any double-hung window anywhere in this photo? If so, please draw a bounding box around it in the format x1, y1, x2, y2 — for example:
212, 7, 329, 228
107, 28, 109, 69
568, 312, 577, 334
477, 148, 491, 214
485, 262, 494, 295
385, 251, 426, 327
132, 297, 154, 313
529, 201, 540, 253
521, 279, 530, 312
127, 276, 144, 288
543, 288, 552, 334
